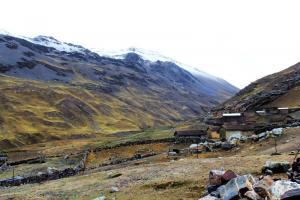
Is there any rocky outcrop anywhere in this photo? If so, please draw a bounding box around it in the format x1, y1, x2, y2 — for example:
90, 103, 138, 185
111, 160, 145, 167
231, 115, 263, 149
201, 169, 300, 200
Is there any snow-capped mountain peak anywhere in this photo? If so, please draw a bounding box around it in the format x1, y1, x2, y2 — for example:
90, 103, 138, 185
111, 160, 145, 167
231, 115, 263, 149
0, 30, 225, 83
96, 47, 221, 81
0, 30, 87, 54
0, 29, 12, 36
28, 35, 87, 53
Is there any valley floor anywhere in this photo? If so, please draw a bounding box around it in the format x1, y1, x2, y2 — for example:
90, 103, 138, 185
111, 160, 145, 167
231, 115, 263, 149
0, 127, 299, 200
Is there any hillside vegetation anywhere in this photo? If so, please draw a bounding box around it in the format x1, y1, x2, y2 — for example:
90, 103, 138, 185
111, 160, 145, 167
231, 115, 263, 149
0, 34, 238, 148
214, 62, 300, 113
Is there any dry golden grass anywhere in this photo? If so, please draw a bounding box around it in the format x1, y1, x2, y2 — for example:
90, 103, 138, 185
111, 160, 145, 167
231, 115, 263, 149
268, 86, 300, 107
1, 127, 299, 200
0, 153, 295, 200
0, 75, 181, 149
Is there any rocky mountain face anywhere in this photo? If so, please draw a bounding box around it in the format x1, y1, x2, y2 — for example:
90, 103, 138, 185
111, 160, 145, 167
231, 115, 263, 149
0, 33, 238, 147
213, 62, 300, 113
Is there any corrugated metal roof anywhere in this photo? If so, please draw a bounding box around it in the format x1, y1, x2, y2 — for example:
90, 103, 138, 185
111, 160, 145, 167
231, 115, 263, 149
222, 113, 241, 117
278, 107, 289, 110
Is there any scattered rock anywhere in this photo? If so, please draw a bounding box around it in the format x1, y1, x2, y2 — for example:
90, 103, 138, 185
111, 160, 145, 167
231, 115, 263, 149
107, 172, 122, 179
47, 167, 58, 175
93, 196, 105, 200
244, 190, 263, 200
272, 128, 283, 136
222, 170, 238, 184
168, 151, 177, 156
270, 180, 300, 199
262, 161, 290, 174
219, 175, 256, 200
209, 170, 224, 186
37, 171, 44, 176
198, 194, 218, 200
264, 169, 274, 176
281, 188, 300, 200
110, 186, 119, 193
221, 142, 234, 150
206, 184, 220, 194
258, 132, 269, 140
288, 158, 300, 184
289, 151, 296, 155
250, 135, 259, 142
253, 176, 273, 199
201, 150, 300, 200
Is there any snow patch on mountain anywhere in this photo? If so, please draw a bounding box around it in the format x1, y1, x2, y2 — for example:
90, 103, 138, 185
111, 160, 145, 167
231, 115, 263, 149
0, 29, 12, 36
96, 47, 222, 81
28, 36, 88, 53
0, 30, 229, 84
0, 30, 86, 53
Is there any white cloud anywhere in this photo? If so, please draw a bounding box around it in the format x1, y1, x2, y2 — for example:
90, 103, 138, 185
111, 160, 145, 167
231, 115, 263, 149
1, 0, 300, 88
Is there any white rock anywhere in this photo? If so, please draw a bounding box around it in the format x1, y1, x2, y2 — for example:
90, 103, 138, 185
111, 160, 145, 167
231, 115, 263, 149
272, 128, 283, 136
168, 151, 177, 156
37, 171, 45, 176
228, 133, 241, 141
198, 194, 218, 200
47, 167, 58, 175
93, 196, 105, 200
245, 190, 263, 200
270, 180, 300, 199
110, 186, 119, 193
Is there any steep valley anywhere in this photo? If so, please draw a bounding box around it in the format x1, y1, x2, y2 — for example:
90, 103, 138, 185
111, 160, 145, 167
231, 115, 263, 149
0, 33, 238, 148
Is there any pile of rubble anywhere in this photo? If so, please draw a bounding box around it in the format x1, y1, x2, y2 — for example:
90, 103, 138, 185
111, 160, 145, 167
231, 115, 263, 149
188, 139, 240, 153
199, 159, 300, 200
288, 158, 300, 184
188, 127, 286, 154
234, 127, 285, 143
254, 128, 284, 141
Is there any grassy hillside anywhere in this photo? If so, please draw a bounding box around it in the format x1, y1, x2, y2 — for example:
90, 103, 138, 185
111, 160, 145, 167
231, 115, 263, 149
267, 86, 300, 107
0, 34, 238, 148
0, 75, 186, 148
213, 62, 300, 113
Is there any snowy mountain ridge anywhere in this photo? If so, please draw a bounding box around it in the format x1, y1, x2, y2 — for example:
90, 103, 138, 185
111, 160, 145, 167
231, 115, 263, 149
0, 30, 228, 83
95, 47, 222, 82
0, 29, 87, 53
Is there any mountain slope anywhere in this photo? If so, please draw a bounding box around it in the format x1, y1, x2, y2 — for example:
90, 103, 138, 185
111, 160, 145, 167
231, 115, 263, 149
96, 47, 238, 98
0, 33, 238, 147
213, 62, 300, 113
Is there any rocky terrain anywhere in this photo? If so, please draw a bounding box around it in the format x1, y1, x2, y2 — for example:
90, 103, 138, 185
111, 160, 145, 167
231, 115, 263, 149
213, 62, 300, 113
1, 126, 300, 200
0, 33, 238, 148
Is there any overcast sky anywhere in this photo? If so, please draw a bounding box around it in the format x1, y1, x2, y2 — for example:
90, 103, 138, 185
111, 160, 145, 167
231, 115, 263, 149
1, 0, 300, 88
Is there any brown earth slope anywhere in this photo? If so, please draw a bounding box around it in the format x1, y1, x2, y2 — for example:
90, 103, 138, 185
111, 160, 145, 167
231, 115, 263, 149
214, 62, 300, 113
0, 34, 238, 148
